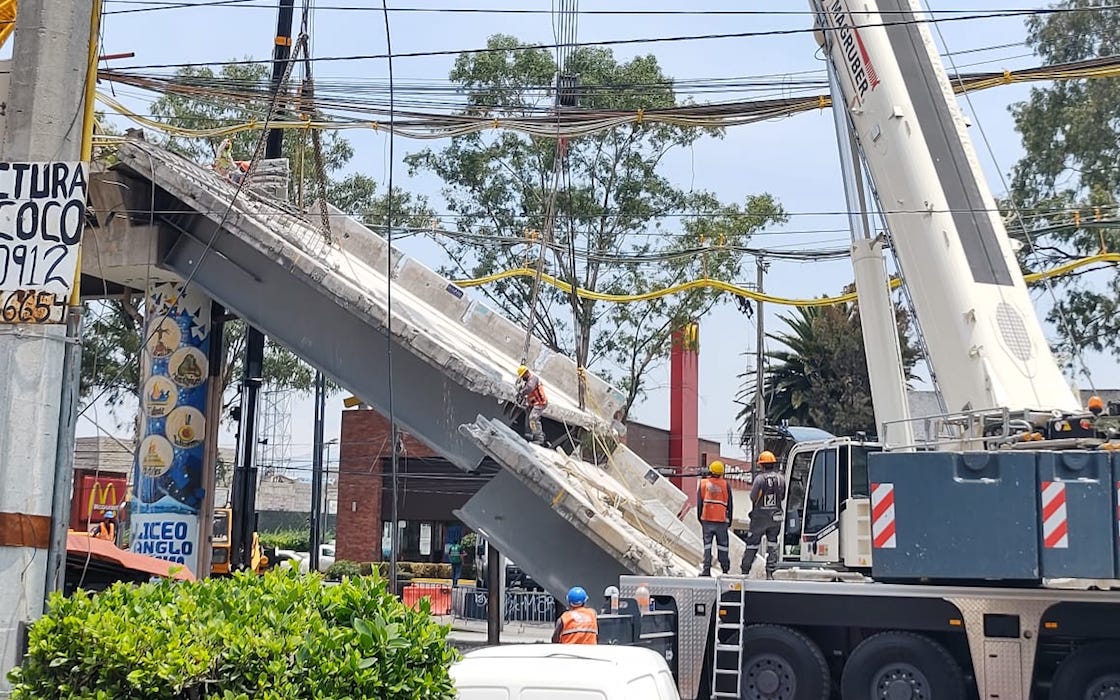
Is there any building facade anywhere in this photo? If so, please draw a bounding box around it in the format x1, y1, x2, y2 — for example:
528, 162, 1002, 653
334, 408, 725, 563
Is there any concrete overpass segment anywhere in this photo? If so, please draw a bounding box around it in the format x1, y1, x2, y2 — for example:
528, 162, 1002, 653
86, 137, 740, 600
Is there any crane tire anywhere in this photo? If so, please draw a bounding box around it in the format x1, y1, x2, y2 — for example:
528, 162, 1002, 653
1050, 642, 1120, 700
740, 624, 830, 700
841, 631, 965, 700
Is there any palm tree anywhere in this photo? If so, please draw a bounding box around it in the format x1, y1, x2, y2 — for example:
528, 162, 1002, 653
737, 299, 918, 451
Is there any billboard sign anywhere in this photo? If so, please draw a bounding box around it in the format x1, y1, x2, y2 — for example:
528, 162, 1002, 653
0, 160, 88, 324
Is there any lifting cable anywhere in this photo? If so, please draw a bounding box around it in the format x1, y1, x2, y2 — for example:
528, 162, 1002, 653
295, 8, 334, 245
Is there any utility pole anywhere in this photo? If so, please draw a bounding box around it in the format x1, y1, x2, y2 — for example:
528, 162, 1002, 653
309, 371, 325, 572
230, 0, 294, 570
753, 257, 768, 465
486, 543, 503, 645
0, 0, 95, 689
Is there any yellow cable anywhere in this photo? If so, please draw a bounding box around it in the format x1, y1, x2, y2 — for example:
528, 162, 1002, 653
453, 254, 1120, 308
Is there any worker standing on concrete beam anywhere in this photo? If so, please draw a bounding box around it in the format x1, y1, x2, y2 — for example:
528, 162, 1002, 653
515, 365, 548, 445
697, 461, 732, 576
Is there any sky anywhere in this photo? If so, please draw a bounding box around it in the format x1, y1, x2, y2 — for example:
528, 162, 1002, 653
74, 0, 1120, 471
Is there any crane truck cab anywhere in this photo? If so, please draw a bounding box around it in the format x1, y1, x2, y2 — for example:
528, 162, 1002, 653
777, 436, 880, 573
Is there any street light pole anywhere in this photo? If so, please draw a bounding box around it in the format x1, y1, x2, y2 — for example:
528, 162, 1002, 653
753, 257, 769, 464
309, 371, 325, 572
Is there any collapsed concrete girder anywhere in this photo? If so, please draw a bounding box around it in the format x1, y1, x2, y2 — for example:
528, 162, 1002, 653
97, 138, 729, 589
458, 417, 747, 599
109, 139, 623, 472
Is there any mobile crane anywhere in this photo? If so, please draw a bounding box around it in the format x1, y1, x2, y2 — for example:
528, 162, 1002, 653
597, 2, 1120, 698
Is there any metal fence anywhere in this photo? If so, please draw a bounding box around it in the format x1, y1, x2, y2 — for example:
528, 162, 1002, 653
399, 582, 557, 624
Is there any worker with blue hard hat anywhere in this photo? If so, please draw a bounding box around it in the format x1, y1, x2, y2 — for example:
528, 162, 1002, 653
90, 510, 117, 544
552, 586, 598, 645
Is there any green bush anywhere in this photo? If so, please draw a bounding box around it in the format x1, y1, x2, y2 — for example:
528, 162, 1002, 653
257, 528, 336, 552
325, 559, 362, 581
8, 568, 458, 699
401, 562, 452, 579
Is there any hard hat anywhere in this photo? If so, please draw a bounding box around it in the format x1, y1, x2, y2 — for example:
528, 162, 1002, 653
567, 586, 588, 606
757, 450, 777, 465
517, 365, 529, 378
709, 461, 725, 476
1088, 395, 1105, 414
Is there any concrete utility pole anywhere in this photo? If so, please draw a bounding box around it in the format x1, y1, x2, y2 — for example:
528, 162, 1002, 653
0, 0, 95, 689
753, 257, 768, 464
230, 0, 294, 570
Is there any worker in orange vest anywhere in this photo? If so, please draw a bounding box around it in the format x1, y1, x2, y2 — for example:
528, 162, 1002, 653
552, 586, 598, 644
90, 511, 117, 544
515, 365, 548, 445
697, 461, 733, 576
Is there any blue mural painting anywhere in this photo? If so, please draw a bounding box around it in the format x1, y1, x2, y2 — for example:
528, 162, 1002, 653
130, 282, 212, 573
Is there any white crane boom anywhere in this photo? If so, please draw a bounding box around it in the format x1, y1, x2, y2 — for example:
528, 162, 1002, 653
814, 0, 1081, 415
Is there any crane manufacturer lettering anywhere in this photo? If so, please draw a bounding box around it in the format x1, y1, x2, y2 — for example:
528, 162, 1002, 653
826, 1, 880, 105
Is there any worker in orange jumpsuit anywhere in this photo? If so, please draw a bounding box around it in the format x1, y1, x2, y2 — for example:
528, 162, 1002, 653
552, 586, 598, 644
698, 461, 733, 576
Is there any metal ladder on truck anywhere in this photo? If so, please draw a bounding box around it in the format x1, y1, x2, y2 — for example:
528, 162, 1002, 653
710, 577, 747, 698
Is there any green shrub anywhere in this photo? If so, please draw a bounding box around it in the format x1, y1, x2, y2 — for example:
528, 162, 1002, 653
369, 562, 415, 580
404, 562, 453, 579
8, 568, 457, 699
258, 527, 309, 551
257, 528, 335, 552
325, 559, 362, 581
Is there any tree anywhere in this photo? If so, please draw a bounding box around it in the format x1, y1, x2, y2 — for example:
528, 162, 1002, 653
81, 62, 432, 422
406, 35, 785, 413
736, 295, 919, 445
1008, 1, 1120, 369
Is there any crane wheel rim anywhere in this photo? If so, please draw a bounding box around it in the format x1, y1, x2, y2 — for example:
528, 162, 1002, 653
1087, 675, 1120, 700
872, 663, 930, 700
743, 653, 797, 699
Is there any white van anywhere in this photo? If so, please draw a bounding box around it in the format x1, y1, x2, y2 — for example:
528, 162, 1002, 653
450, 644, 681, 700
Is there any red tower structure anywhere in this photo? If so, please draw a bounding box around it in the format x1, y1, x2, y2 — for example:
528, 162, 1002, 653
668, 321, 700, 497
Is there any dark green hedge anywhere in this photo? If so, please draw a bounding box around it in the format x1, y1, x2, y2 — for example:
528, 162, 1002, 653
8, 568, 457, 699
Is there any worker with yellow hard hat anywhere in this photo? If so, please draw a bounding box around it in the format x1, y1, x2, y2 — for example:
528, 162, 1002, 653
515, 365, 548, 445
741, 450, 786, 579
697, 460, 733, 576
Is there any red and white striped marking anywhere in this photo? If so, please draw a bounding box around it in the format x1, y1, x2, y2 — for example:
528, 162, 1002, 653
870, 482, 896, 549
1041, 481, 1069, 549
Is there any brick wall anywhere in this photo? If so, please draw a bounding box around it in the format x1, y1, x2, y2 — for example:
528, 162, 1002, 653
335, 409, 438, 562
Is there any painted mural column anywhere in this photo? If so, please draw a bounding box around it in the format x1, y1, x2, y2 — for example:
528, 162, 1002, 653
130, 282, 212, 575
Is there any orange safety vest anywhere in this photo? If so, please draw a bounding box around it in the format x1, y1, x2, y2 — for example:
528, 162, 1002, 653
699, 477, 730, 523
526, 378, 547, 407
93, 521, 116, 542
558, 606, 598, 645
